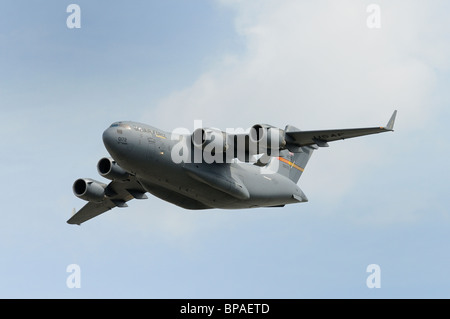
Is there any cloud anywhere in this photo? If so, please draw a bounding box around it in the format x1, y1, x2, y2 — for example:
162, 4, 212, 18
139, 0, 449, 225
144, 0, 445, 131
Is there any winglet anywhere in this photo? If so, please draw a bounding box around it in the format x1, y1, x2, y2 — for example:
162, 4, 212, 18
385, 110, 397, 131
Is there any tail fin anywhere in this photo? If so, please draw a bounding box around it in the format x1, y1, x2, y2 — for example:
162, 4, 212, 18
265, 125, 314, 183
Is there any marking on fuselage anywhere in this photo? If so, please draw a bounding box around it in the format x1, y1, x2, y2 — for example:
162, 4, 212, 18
277, 157, 304, 172
117, 137, 128, 144
155, 134, 166, 139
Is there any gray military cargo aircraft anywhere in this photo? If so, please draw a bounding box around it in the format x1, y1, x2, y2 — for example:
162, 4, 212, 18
68, 111, 397, 225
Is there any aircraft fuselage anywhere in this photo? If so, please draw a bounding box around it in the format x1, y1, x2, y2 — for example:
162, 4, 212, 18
102, 121, 306, 210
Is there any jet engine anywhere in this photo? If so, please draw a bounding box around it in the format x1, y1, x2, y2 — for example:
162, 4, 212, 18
72, 178, 107, 203
191, 128, 229, 153
249, 124, 287, 153
97, 157, 130, 181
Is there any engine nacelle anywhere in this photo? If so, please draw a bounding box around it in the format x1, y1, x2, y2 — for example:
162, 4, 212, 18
72, 178, 107, 203
191, 128, 228, 153
97, 157, 130, 181
249, 124, 286, 152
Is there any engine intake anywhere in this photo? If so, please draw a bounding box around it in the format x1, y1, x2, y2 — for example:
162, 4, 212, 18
191, 128, 228, 154
73, 178, 106, 203
249, 124, 286, 153
97, 157, 130, 181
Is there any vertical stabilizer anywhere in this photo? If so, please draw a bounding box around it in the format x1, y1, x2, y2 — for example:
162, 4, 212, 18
265, 125, 314, 183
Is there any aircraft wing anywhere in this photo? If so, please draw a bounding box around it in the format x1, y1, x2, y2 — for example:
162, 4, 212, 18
67, 176, 147, 225
286, 110, 397, 147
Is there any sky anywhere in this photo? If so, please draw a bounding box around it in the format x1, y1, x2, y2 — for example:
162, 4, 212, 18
1, 0, 449, 298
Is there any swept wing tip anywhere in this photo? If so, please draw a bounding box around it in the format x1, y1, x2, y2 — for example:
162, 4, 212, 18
67, 208, 82, 225
66, 218, 79, 225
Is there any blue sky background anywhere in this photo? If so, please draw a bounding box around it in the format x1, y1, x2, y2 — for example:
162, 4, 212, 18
1, 0, 449, 298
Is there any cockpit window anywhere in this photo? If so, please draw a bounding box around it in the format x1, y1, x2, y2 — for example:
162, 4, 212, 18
110, 122, 131, 130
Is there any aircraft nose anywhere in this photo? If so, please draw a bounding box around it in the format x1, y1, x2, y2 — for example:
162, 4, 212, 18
102, 127, 116, 150
102, 122, 134, 159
